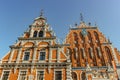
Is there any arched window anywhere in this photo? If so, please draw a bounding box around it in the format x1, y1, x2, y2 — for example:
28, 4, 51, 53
73, 32, 77, 37
72, 72, 77, 80
96, 47, 100, 58
88, 32, 92, 42
39, 31, 44, 37
73, 32, 78, 40
80, 32, 85, 42
105, 47, 113, 62
33, 31, 38, 37
81, 72, 86, 80
88, 48, 93, 59
94, 31, 99, 40
80, 48, 85, 59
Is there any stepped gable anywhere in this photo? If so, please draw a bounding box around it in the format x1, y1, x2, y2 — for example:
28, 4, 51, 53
65, 21, 120, 79
0, 12, 71, 80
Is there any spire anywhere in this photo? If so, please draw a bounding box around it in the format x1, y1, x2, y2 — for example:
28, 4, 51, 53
40, 9, 44, 17
108, 37, 111, 43
80, 13, 84, 23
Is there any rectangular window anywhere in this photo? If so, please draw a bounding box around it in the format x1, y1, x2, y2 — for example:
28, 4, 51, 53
19, 71, 27, 80
24, 52, 30, 60
39, 52, 46, 60
2, 71, 10, 80
37, 71, 44, 80
55, 71, 62, 80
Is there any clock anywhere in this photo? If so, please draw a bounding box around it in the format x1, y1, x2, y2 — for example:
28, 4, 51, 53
81, 28, 87, 36
37, 20, 42, 25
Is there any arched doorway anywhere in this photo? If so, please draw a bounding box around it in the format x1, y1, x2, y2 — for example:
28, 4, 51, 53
81, 72, 86, 80
72, 72, 77, 80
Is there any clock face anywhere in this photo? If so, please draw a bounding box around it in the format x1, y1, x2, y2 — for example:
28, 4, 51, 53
81, 28, 87, 36
35, 19, 45, 26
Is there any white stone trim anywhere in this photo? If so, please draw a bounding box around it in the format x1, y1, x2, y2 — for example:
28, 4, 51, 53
8, 49, 14, 63
49, 48, 52, 62
57, 48, 60, 62
110, 45, 118, 64
16, 48, 22, 63
32, 47, 37, 63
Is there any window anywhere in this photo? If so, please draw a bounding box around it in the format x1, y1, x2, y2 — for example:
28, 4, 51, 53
105, 47, 113, 62
96, 47, 101, 58
94, 31, 99, 41
19, 71, 26, 80
88, 48, 93, 59
80, 32, 85, 42
80, 48, 86, 59
39, 31, 44, 37
2, 71, 10, 80
88, 32, 92, 42
33, 31, 38, 37
55, 71, 62, 80
96, 48, 100, 58
39, 51, 46, 60
24, 52, 30, 60
37, 71, 44, 80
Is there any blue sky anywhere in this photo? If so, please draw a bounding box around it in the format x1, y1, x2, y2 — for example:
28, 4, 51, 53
0, 0, 120, 59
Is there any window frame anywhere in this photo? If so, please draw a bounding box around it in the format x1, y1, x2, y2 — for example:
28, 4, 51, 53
33, 31, 38, 37
39, 51, 46, 61
39, 31, 44, 37
54, 69, 62, 80
18, 70, 27, 80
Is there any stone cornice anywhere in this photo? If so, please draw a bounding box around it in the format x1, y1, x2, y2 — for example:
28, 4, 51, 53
70, 27, 97, 30
18, 36, 56, 40
9, 44, 70, 49
0, 62, 70, 69
101, 42, 112, 45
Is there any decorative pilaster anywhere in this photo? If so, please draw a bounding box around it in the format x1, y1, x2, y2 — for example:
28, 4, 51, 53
8, 49, 14, 63
16, 48, 22, 63
66, 64, 72, 80
32, 47, 37, 63
57, 48, 60, 62
48, 48, 52, 62
110, 45, 118, 64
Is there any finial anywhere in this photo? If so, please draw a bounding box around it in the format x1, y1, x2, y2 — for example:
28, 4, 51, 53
108, 37, 111, 43
95, 22, 97, 27
75, 23, 77, 27
88, 22, 91, 26
40, 9, 44, 17
80, 13, 84, 22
